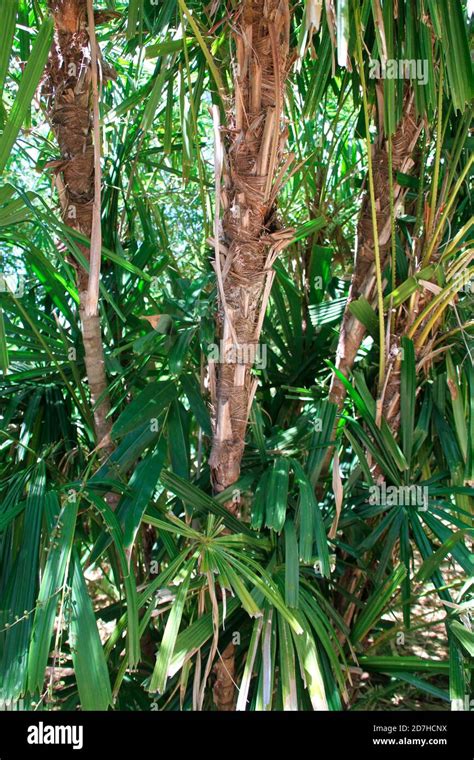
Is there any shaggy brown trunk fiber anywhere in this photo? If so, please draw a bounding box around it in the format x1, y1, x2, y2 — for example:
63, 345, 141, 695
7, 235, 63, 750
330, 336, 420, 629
45, 0, 113, 453
208, 0, 292, 710
328, 94, 421, 411
330, 98, 421, 637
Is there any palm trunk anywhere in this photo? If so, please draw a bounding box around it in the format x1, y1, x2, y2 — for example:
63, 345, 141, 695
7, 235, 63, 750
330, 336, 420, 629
209, 0, 292, 710
330, 97, 421, 633
329, 94, 420, 410
45, 0, 113, 454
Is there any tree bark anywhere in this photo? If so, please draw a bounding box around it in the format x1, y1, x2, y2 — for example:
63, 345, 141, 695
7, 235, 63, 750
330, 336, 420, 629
209, 0, 292, 710
45, 0, 113, 454
329, 94, 421, 410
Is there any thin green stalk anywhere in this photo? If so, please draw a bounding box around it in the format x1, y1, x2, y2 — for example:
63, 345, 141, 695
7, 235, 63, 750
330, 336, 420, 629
414, 131, 427, 239
179, 4, 209, 234
177, 0, 226, 105
422, 153, 474, 266
440, 219, 474, 262
407, 251, 473, 342
387, 131, 396, 336
355, 5, 385, 395
427, 60, 444, 238
286, 87, 313, 215
318, 78, 352, 207
445, 106, 473, 195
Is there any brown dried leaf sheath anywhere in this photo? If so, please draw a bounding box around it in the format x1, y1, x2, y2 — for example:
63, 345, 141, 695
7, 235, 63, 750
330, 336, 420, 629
209, 0, 293, 498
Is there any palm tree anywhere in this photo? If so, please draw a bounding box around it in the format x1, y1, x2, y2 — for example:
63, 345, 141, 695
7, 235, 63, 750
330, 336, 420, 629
45, 0, 113, 453
327, 0, 473, 427
324, 0, 473, 634
208, 0, 293, 709
0, 0, 472, 715
209, 0, 293, 496
328, 92, 421, 410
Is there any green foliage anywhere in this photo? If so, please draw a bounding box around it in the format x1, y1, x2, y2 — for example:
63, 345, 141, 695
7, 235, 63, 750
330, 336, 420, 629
0, 0, 472, 712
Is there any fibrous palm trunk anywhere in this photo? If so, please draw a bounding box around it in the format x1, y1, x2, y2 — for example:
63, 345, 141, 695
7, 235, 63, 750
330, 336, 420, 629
45, 0, 112, 453
329, 94, 421, 410
330, 95, 421, 633
209, 0, 292, 710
